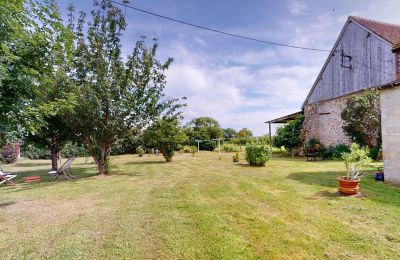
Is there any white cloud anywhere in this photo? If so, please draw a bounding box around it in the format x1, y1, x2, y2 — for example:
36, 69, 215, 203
287, 0, 308, 15
164, 43, 315, 135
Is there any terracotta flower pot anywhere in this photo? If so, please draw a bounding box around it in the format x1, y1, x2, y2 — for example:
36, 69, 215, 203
337, 176, 360, 195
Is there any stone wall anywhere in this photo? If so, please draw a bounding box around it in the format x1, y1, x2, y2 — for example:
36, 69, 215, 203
302, 95, 352, 147
381, 86, 400, 184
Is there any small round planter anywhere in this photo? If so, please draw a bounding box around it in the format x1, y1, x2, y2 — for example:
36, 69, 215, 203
374, 172, 384, 182
337, 176, 360, 195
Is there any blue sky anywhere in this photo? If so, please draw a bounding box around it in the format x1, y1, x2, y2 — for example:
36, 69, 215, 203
57, 0, 400, 135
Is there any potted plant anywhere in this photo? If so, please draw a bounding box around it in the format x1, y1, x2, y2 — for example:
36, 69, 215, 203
338, 143, 372, 195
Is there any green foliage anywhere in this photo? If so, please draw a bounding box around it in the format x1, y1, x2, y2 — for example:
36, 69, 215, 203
258, 135, 273, 145
245, 144, 270, 167
332, 144, 350, 158
185, 117, 223, 150
273, 115, 304, 152
0, 0, 54, 144
143, 118, 187, 162
21, 144, 50, 160
342, 143, 372, 180
237, 128, 253, 138
60, 142, 87, 158
200, 140, 217, 151
136, 146, 145, 157
22, 142, 87, 159
369, 145, 381, 161
223, 145, 239, 152
232, 152, 240, 162
182, 145, 197, 154
67, 1, 184, 174
223, 128, 237, 139
341, 90, 381, 148
307, 138, 320, 148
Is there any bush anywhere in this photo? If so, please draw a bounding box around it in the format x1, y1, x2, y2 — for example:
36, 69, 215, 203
1, 143, 19, 164
60, 142, 87, 158
21, 144, 50, 160
232, 152, 240, 162
332, 144, 350, 158
273, 115, 304, 152
369, 145, 381, 161
200, 140, 217, 151
307, 138, 321, 148
182, 145, 197, 153
136, 146, 145, 157
223, 145, 239, 152
245, 145, 270, 166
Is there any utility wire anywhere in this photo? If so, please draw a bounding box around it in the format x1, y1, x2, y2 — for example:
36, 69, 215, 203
110, 0, 395, 77
110, 0, 333, 52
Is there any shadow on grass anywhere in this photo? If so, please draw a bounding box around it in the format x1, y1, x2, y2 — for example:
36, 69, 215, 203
15, 162, 50, 168
287, 171, 338, 188
124, 160, 165, 166
288, 171, 400, 207
0, 201, 17, 208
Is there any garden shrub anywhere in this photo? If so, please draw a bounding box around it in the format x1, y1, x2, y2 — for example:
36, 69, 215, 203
200, 140, 217, 151
332, 144, 350, 158
182, 145, 197, 153
273, 115, 304, 153
61, 142, 87, 158
136, 146, 145, 157
223, 145, 239, 152
1, 143, 19, 164
232, 152, 240, 162
307, 138, 321, 148
369, 144, 381, 161
245, 144, 270, 166
21, 144, 50, 159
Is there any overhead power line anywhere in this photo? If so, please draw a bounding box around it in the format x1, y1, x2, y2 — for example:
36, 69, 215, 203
110, 0, 333, 52
110, 1, 395, 77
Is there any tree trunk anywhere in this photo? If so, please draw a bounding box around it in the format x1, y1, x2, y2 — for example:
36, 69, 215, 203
50, 133, 60, 171
85, 140, 111, 176
96, 146, 110, 175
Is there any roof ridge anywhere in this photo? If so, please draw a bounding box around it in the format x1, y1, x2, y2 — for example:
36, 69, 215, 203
350, 16, 400, 28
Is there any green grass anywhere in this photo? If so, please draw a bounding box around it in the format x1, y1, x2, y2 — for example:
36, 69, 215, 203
1, 152, 399, 259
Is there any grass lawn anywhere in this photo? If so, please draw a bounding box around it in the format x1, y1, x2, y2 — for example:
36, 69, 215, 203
1, 152, 399, 259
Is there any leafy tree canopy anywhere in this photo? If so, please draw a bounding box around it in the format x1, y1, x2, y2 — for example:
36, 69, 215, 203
223, 128, 237, 139
143, 117, 187, 162
184, 117, 223, 151
237, 128, 253, 138
273, 115, 304, 152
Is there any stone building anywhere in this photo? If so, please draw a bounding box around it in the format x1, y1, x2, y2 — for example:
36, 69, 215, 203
380, 43, 400, 184
266, 17, 400, 183
267, 16, 400, 146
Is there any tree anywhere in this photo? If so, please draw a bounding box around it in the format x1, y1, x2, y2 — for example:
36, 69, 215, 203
341, 89, 380, 148
237, 128, 253, 138
23, 1, 76, 171
143, 118, 187, 162
232, 128, 253, 151
185, 117, 223, 151
273, 115, 304, 154
0, 0, 45, 145
223, 128, 237, 139
68, 0, 183, 175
